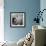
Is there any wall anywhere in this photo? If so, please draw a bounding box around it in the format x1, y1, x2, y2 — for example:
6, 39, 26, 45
4, 0, 40, 42
40, 0, 46, 27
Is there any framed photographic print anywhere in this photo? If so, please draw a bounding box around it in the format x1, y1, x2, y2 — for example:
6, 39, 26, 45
10, 12, 25, 28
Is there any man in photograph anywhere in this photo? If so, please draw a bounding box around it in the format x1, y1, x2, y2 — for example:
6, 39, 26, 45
12, 15, 23, 25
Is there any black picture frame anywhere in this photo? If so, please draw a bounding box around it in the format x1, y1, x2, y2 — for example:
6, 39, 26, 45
10, 12, 26, 28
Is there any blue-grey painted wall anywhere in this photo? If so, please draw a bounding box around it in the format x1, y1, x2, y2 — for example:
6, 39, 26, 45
4, 0, 40, 42
40, 0, 46, 27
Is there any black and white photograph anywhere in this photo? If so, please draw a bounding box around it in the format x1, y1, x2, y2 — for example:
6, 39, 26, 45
10, 12, 25, 27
